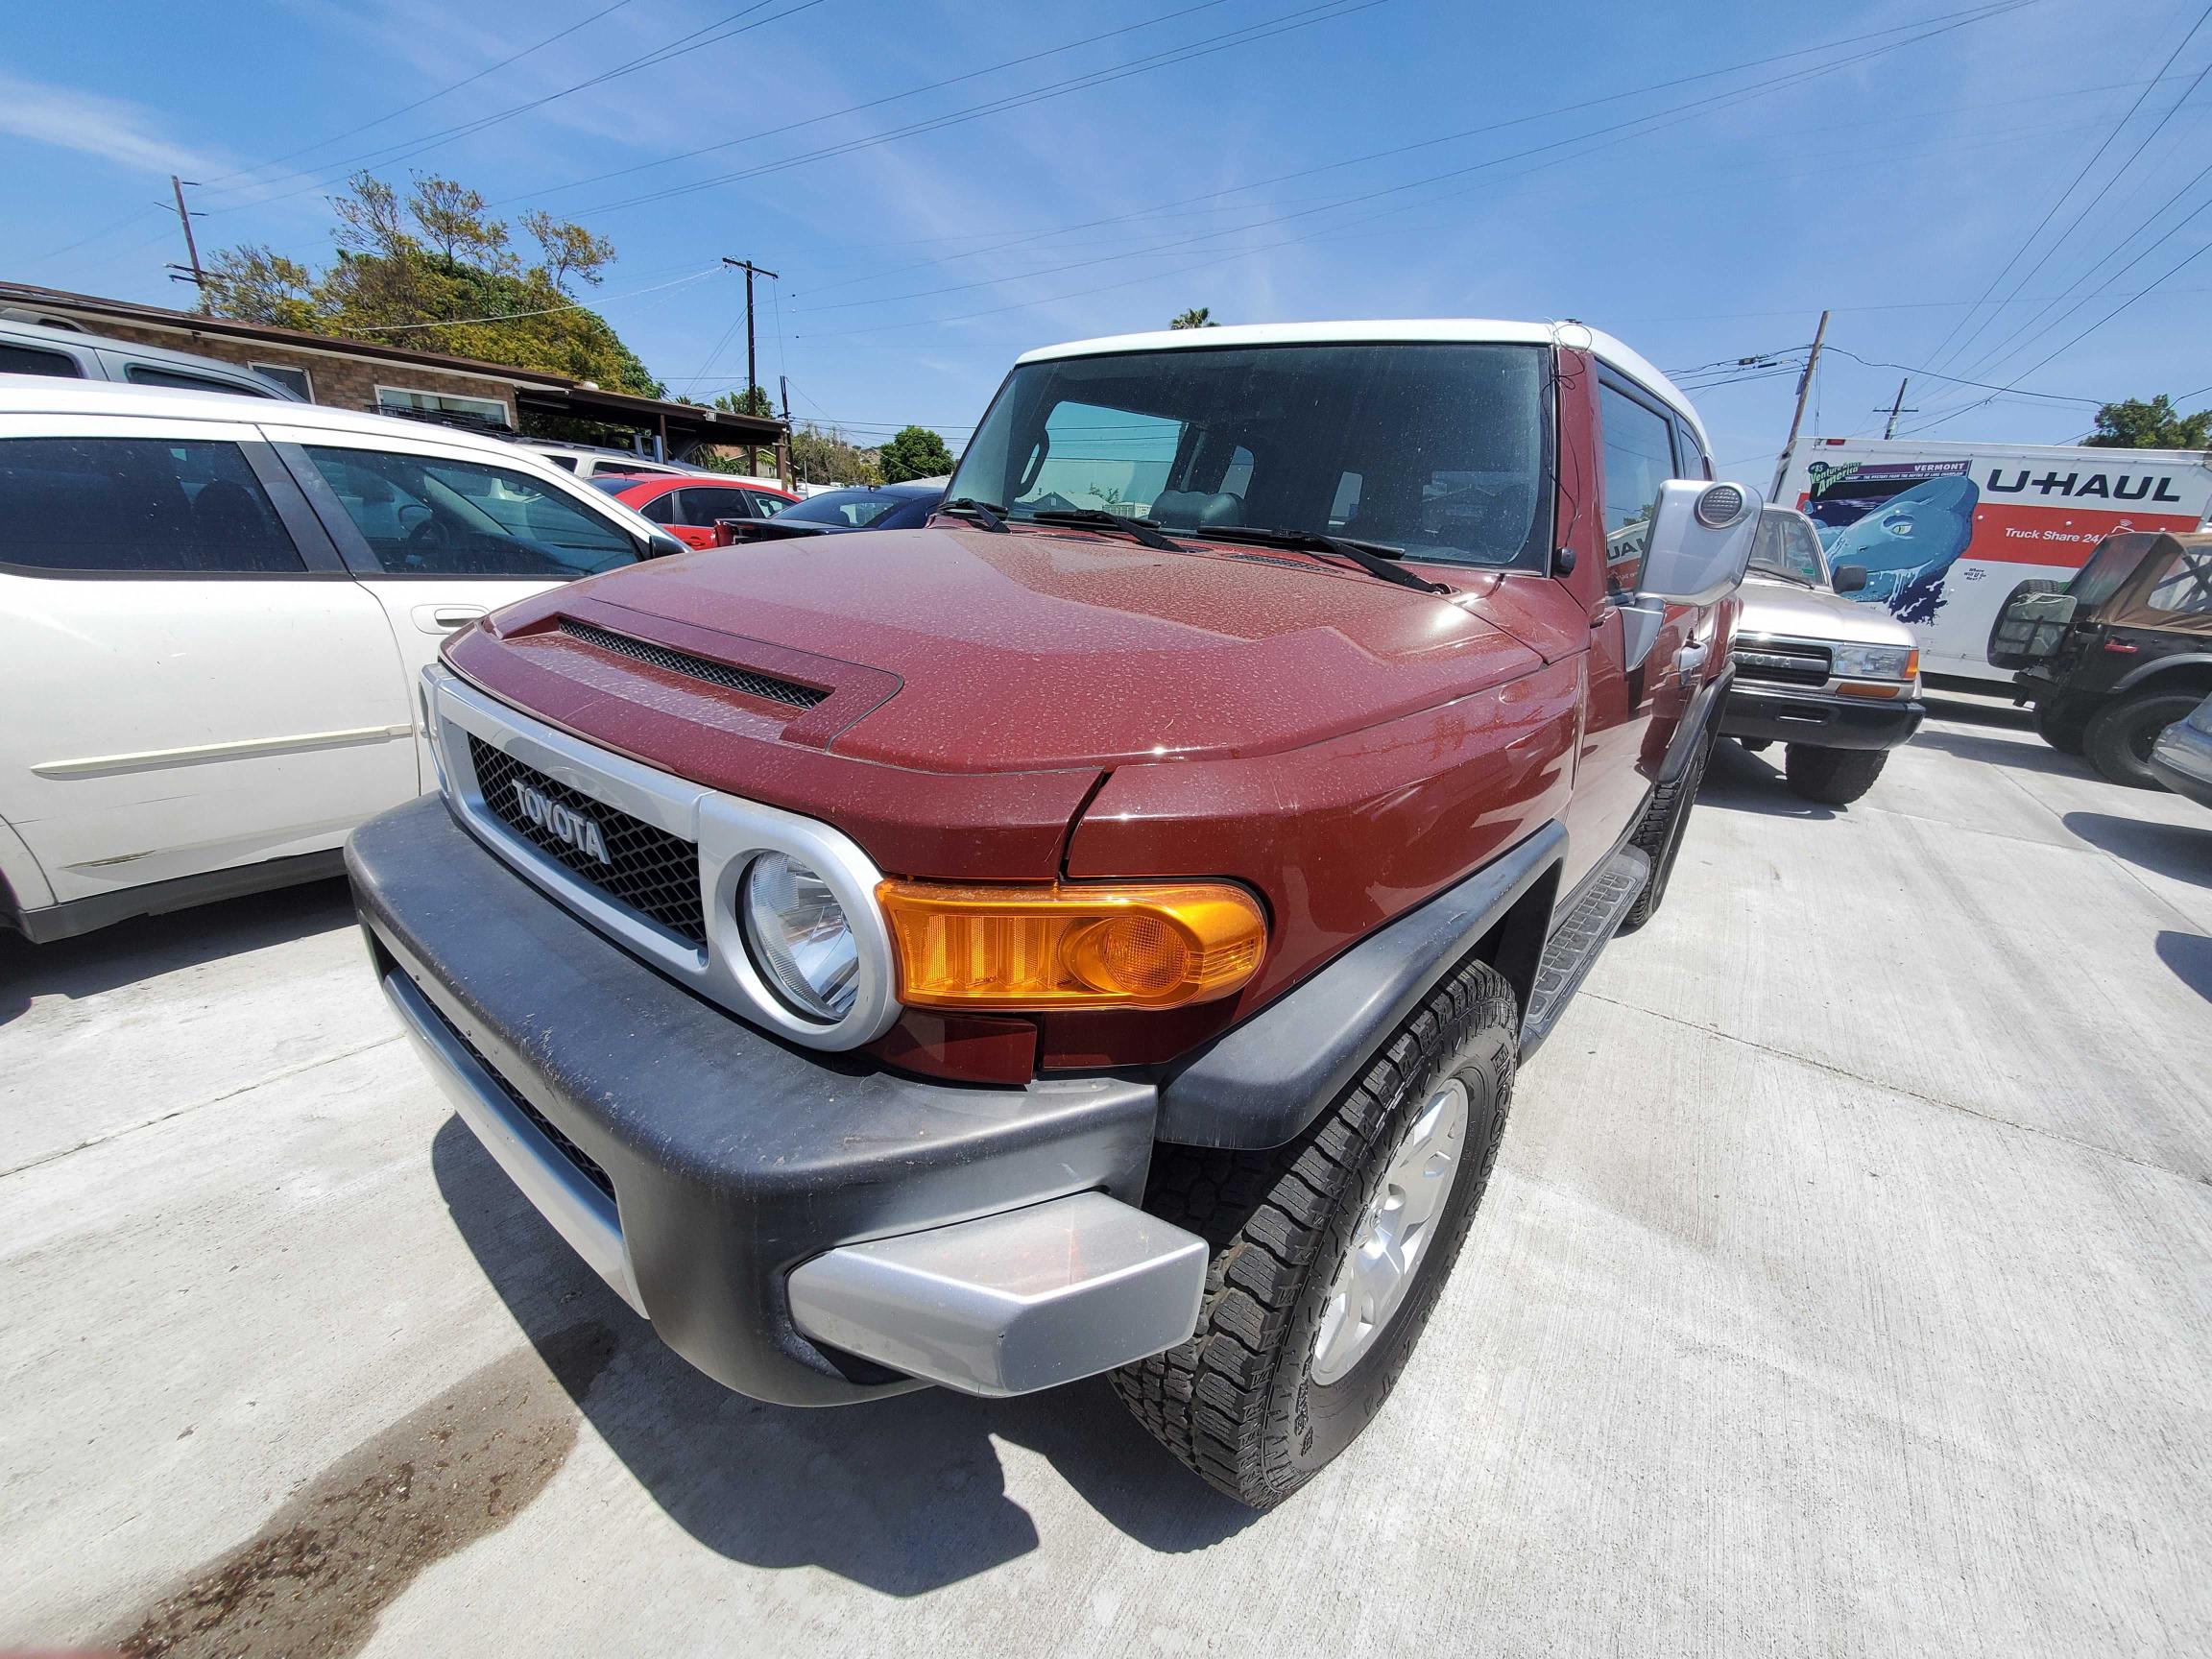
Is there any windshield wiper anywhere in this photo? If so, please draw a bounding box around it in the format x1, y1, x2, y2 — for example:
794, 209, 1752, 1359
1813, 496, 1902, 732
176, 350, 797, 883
1750, 566, 1816, 588
938, 496, 1009, 532
1195, 525, 1451, 594
1023, 507, 1187, 552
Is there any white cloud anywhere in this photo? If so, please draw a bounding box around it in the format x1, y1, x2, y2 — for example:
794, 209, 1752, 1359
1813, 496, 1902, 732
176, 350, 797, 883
0, 67, 227, 178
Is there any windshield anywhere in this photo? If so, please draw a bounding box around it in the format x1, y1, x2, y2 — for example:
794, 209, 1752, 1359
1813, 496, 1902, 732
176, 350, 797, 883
948, 342, 1553, 569
1747, 508, 1827, 585
775, 489, 905, 527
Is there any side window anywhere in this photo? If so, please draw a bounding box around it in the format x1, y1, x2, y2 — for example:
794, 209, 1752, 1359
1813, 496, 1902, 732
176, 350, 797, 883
681, 487, 752, 524
1786, 517, 1827, 584
0, 436, 305, 575
1599, 381, 1678, 594
125, 363, 275, 397
250, 362, 313, 399
1018, 398, 1185, 514
2145, 548, 2212, 616
0, 343, 84, 377
1672, 417, 1712, 481
301, 446, 641, 578
1220, 445, 1256, 499
637, 492, 679, 525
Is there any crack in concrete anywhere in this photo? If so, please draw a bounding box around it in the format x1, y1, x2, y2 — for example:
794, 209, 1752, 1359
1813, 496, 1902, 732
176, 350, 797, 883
1577, 990, 2202, 1187
0, 1034, 404, 1183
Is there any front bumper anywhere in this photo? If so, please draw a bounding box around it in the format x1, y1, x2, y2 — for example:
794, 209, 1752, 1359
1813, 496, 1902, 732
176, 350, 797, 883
350, 796, 1204, 1406
1720, 685, 1925, 751
2150, 721, 2212, 808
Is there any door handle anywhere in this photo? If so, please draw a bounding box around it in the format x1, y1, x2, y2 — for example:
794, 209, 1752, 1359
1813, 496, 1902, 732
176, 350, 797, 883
1674, 642, 1709, 677
414, 604, 487, 634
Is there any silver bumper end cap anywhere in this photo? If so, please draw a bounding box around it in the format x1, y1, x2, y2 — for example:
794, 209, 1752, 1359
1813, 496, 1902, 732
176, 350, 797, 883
379, 966, 646, 1316
787, 1192, 1208, 1398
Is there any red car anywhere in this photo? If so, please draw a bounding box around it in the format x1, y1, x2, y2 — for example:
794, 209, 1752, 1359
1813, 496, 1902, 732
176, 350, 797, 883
591, 473, 798, 549
350, 321, 1759, 1506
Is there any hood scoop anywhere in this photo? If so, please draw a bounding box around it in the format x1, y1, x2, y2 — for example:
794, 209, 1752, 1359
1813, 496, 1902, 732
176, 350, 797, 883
556, 617, 827, 709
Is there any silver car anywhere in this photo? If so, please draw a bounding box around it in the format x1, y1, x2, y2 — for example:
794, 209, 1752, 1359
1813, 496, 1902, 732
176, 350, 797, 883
1719, 505, 1925, 805
2149, 692, 2212, 809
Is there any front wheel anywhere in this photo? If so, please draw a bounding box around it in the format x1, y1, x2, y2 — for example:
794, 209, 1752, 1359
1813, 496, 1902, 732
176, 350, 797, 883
1786, 744, 1888, 805
1113, 958, 1518, 1507
2084, 691, 2200, 789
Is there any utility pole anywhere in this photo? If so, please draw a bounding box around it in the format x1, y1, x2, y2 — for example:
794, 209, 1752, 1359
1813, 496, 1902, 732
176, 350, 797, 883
1770, 308, 1829, 499
721, 257, 778, 477
1879, 379, 1916, 441
167, 176, 204, 289
778, 373, 795, 491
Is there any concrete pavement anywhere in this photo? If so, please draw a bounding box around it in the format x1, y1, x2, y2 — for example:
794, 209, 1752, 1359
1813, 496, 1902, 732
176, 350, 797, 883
2, 692, 2207, 1657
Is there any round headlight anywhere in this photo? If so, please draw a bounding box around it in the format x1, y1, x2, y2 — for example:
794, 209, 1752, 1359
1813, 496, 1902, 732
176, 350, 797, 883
1695, 483, 1747, 529
741, 852, 858, 1022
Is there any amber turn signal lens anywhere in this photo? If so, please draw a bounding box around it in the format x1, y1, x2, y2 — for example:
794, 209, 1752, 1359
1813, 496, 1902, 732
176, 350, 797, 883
878, 879, 1266, 1010
1836, 680, 1908, 699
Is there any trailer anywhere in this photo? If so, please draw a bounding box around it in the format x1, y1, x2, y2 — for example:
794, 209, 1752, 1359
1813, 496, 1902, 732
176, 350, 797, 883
1774, 436, 2212, 685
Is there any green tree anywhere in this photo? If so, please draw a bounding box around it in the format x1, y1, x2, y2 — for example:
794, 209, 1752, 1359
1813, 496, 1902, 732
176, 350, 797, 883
1170, 306, 1215, 329
790, 424, 881, 486
877, 423, 956, 482
714, 386, 775, 419
200, 170, 662, 399
2085, 394, 2212, 449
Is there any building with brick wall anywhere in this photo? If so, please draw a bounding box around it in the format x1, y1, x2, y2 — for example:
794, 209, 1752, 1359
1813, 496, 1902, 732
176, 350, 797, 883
0, 279, 785, 470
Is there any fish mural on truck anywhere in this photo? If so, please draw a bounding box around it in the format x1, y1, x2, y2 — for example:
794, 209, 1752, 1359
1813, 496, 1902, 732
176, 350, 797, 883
1815, 474, 1981, 624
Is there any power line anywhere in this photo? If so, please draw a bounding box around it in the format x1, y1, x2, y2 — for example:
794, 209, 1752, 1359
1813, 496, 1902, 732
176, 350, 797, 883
789, 2, 2032, 340
566, 0, 1394, 221
333, 263, 725, 333
786, 0, 2038, 306
24, 204, 162, 267
200, 1, 821, 212
1918, 3, 2212, 377
201, 0, 643, 190
493, 0, 1238, 208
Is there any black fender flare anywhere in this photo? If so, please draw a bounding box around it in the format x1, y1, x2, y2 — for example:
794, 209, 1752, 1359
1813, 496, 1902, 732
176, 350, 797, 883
2109, 654, 2212, 696
1154, 821, 1566, 1150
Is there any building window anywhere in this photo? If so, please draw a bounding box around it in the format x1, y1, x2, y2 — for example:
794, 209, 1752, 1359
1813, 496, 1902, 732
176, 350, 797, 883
251, 361, 314, 399
373, 385, 511, 430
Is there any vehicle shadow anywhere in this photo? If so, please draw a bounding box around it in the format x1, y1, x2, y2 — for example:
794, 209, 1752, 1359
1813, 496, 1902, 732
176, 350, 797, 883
2062, 811, 2212, 890
1695, 738, 1838, 821
0, 877, 354, 1026
1919, 690, 2035, 732
1909, 726, 2095, 781
428, 1119, 1257, 1594
2155, 932, 2212, 1003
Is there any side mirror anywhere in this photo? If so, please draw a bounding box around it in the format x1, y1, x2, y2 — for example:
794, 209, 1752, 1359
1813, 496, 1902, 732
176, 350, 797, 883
1623, 480, 1764, 666
641, 530, 687, 560
1833, 564, 1868, 594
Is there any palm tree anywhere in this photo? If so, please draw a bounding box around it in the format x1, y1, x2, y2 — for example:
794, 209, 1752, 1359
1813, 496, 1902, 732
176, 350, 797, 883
1170, 307, 1215, 329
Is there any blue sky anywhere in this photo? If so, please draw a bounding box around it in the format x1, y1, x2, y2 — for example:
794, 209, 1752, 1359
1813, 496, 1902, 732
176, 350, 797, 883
4, 0, 2209, 473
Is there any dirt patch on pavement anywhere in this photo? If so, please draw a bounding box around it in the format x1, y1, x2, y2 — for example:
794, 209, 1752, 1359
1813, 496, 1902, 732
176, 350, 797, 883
110, 1321, 615, 1658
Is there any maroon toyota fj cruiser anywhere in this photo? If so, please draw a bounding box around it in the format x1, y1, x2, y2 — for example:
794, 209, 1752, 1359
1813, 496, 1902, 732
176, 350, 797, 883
348, 321, 1758, 1505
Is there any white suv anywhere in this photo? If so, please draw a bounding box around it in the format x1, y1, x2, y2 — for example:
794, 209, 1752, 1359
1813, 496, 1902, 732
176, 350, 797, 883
0, 379, 683, 942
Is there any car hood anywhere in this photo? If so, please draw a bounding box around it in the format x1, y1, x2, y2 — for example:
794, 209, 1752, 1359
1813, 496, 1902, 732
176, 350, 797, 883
1737, 572, 1917, 647
474, 524, 1546, 774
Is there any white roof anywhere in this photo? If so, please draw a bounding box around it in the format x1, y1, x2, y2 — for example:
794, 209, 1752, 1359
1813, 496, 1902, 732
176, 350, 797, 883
1017, 319, 1709, 450
0, 374, 535, 463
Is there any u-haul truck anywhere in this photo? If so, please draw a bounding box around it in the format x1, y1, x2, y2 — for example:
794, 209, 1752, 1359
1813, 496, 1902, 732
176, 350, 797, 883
1774, 437, 2212, 685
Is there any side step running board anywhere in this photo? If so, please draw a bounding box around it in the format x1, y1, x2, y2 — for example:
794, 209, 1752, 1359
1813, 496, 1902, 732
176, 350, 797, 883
1520, 844, 1649, 1059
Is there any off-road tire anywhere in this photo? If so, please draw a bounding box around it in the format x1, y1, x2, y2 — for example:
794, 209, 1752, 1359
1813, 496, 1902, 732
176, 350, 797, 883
1113, 959, 1518, 1508
1620, 722, 1718, 932
2033, 700, 2088, 756
2084, 691, 2200, 790
1785, 743, 1888, 805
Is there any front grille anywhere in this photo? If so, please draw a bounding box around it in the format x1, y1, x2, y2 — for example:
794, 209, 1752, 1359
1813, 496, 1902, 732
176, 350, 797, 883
445, 1011, 615, 1201
469, 736, 708, 947
557, 617, 826, 710
1732, 639, 1832, 687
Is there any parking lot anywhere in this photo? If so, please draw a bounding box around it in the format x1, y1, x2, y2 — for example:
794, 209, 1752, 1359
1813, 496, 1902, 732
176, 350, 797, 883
2, 690, 2206, 1657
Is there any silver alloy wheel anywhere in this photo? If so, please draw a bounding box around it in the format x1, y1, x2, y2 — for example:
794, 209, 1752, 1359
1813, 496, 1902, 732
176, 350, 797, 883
1310, 1077, 1471, 1386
